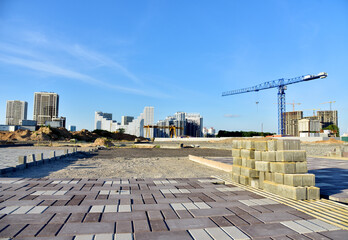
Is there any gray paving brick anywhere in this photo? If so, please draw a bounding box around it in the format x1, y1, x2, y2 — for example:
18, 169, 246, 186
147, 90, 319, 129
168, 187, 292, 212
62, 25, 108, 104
94, 233, 114, 240
74, 234, 94, 240
27, 206, 48, 214
205, 227, 232, 240
115, 233, 133, 240
307, 219, 341, 231
188, 228, 213, 240
222, 226, 251, 240
280, 221, 313, 234
295, 220, 327, 232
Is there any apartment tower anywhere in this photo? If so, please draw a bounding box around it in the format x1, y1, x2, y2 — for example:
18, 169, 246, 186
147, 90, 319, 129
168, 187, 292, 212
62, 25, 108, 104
6, 100, 28, 125
33, 92, 59, 125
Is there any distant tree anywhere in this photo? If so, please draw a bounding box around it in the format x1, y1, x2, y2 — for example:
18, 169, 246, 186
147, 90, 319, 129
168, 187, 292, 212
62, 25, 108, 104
323, 124, 340, 137
118, 128, 125, 134
217, 130, 276, 138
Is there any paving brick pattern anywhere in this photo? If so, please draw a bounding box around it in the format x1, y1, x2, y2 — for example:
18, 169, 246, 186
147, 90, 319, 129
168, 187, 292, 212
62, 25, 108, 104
307, 157, 348, 203
0, 177, 346, 239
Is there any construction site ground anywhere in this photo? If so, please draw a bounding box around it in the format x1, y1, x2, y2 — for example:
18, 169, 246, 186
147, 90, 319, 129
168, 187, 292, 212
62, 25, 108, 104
1, 148, 348, 239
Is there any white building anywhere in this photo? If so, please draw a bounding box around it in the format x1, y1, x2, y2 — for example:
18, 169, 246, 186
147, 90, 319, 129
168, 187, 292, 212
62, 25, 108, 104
6, 100, 28, 125
94, 107, 154, 137
95, 112, 118, 132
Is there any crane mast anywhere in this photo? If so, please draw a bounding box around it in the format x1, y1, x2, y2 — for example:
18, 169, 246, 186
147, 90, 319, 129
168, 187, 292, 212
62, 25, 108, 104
222, 72, 327, 135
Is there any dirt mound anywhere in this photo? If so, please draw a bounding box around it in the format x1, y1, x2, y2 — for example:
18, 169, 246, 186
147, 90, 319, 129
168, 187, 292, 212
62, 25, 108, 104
72, 129, 98, 142
0, 127, 143, 143
94, 138, 114, 147
311, 138, 345, 144
0, 129, 32, 141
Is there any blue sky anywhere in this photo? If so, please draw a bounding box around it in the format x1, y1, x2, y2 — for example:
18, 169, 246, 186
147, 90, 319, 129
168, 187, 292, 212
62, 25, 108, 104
0, 0, 347, 134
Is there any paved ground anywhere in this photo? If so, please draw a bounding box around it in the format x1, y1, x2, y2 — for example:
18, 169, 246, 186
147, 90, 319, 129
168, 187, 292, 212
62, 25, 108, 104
0, 177, 346, 239
307, 157, 348, 203
0, 147, 66, 169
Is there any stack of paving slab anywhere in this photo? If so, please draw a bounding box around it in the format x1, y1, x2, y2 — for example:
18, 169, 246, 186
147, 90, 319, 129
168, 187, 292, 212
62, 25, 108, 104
231, 139, 319, 200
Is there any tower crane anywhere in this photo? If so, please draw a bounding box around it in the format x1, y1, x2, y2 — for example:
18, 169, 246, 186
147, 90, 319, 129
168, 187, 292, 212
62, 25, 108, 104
320, 101, 336, 111
222, 72, 327, 135
287, 101, 301, 112
302, 109, 321, 116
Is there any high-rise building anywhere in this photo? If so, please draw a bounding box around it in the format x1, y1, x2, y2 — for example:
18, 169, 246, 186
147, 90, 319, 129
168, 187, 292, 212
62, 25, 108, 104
121, 116, 134, 125
283, 111, 303, 136
317, 110, 338, 129
33, 92, 59, 125
155, 112, 203, 138
95, 112, 118, 131
6, 100, 28, 125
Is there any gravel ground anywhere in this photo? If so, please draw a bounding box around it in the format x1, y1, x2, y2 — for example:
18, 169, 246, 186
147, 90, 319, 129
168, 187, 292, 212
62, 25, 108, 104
5, 148, 232, 179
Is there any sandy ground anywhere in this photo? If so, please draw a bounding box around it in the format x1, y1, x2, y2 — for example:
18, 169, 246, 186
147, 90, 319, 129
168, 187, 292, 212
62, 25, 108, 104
4, 148, 232, 179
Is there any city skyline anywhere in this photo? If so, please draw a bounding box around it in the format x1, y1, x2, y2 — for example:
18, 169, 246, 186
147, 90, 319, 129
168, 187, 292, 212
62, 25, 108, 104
0, 1, 347, 133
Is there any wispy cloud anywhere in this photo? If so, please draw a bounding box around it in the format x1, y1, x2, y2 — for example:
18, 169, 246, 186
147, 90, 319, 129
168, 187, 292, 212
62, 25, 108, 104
69, 44, 141, 84
0, 29, 172, 97
0, 54, 148, 96
224, 114, 240, 118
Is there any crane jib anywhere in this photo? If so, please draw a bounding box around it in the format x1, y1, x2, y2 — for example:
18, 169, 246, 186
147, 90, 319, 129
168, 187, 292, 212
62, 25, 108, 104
221, 72, 327, 135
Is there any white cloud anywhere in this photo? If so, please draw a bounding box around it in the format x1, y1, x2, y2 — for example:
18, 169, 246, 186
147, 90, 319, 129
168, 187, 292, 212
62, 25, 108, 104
224, 114, 240, 118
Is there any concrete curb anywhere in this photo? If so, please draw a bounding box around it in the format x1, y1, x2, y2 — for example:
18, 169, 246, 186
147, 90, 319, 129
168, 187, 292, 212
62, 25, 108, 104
188, 155, 232, 172
0, 147, 100, 175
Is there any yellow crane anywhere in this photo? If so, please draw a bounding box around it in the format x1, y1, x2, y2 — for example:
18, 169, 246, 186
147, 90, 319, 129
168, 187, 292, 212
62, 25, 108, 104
302, 108, 321, 116
286, 101, 301, 112
274, 101, 301, 112
143, 125, 184, 138
320, 101, 336, 111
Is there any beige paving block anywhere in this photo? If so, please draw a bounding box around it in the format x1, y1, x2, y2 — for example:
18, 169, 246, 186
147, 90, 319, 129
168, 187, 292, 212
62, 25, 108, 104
250, 178, 260, 189
241, 140, 247, 149
274, 173, 284, 184
296, 162, 308, 173
265, 172, 272, 181
255, 141, 268, 151
270, 162, 296, 174
284, 174, 303, 187
232, 149, 241, 158
239, 175, 250, 185
292, 150, 307, 162
284, 174, 315, 187
255, 161, 270, 172
246, 159, 256, 169
262, 151, 276, 162
232, 140, 241, 149
302, 174, 315, 186
232, 173, 240, 183
245, 140, 255, 150
241, 149, 255, 159
276, 150, 307, 162
267, 140, 277, 151
276, 151, 294, 162
259, 171, 265, 189
254, 151, 263, 161
307, 186, 320, 200
242, 158, 248, 167
263, 180, 278, 194
278, 184, 307, 200
232, 165, 241, 175
277, 139, 301, 150
233, 157, 242, 166
240, 166, 259, 178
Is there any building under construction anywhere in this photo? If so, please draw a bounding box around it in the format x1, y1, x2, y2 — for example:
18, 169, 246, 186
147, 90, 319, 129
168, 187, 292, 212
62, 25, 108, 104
284, 110, 338, 136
